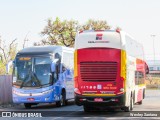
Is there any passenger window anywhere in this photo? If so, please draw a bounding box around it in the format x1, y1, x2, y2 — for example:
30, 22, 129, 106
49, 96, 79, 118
135, 71, 144, 85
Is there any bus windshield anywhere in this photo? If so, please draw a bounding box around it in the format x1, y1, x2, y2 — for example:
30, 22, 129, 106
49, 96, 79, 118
13, 56, 53, 88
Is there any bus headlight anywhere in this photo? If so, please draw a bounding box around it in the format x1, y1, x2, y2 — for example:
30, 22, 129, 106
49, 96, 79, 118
74, 88, 81, 95
120, 88, 124, 92
42, 89, 53, 94
13, 90, 17, 94
13, 90, 22, 96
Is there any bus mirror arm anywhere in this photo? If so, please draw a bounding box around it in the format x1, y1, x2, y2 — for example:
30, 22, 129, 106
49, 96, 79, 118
145, 63, 149, 74
146, 69, 149, 74
53, 59, 59, 63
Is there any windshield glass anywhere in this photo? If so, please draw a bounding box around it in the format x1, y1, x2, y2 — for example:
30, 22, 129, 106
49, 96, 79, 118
34, 57, 52, 85
13, 56, 52, 88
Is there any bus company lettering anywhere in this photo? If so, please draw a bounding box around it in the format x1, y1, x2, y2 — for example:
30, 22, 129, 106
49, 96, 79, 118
88, 41, 109, 43
103, 84, 117, 90
81, 85, 117, 90
81, 86, 97, 89
103, 86, 117, 90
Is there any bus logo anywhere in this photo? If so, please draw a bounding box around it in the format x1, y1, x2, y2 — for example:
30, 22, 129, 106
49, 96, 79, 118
97, 84, 102, 89
32, 82, 35, 86
96, 34, 103, 40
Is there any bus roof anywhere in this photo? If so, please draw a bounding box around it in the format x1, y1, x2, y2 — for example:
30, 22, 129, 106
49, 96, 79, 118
75, 30, 121, 50
18, 45, 74, 54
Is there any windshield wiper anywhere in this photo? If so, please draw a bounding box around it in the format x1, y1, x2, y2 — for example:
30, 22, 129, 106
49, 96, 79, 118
20, 67, 32, 88
20, 74, 30, 88
20, 71, 42, 88
32, 73, 42, 87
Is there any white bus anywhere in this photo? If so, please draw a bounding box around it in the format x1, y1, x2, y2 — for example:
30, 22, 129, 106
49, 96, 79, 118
74, 29, 149, 112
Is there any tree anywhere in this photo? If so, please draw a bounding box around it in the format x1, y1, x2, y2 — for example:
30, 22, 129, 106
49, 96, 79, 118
35, 18, 111, 47
34, 17, 78, 47
0, 36, 17, 75
80, 19, 110, 31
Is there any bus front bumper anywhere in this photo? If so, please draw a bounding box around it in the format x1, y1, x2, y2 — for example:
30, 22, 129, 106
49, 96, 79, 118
12, 92, 59, 104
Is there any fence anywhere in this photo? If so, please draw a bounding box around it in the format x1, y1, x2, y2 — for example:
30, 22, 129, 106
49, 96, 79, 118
0, 75, 13, 105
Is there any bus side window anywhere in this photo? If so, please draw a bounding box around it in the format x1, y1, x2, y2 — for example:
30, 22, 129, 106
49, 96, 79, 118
135, 71, 144, 85
51, 62, 58, 83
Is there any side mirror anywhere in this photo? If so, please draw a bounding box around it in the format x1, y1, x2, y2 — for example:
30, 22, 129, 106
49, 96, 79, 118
51, 59, 59, 72
145, 62, 149, 74
53, 58, 59, 63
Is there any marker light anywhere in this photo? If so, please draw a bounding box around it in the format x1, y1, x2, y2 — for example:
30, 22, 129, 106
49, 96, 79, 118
116, 29, 120, 33
120, 88, 124, 92
79, 30, 83, 34
74, 88, 81, 95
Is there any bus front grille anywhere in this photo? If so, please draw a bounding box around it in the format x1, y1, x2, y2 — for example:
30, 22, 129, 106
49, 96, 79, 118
80, 62, 118, 82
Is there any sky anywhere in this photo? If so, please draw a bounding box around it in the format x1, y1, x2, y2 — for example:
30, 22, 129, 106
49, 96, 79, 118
0, 0, 160, 60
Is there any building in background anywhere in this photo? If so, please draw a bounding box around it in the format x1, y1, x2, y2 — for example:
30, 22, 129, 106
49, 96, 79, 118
145, 59, 160, 89
146, 60, 160, 75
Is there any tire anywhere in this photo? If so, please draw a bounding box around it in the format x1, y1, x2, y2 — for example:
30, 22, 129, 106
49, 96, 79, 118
24, 103, 32, 109
65, 100, 68, 105
83, 105, 91, 112
137, 100, 142, 105
108, 108, 115, 112
56, 92, 66, 107
124, 95, 133, 112
143, 89, 145, 99
133, 91, 135, 104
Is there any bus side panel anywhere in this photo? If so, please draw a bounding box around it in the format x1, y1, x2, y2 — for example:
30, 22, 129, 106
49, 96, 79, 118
61, 50, 74, 100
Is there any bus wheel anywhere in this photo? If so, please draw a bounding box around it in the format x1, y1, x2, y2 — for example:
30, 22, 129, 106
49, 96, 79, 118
24, 103, 32, 109
83, 105, 91, 112
124, 96, 133, 112
65, 100, 68, 105
143, 89, 145, 99
108, 108, 115, 112
137, 100, 142, 105
56, 92, 66, 107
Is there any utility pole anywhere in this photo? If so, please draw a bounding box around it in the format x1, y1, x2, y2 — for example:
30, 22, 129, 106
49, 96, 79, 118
151, 35, 156, 71
0, 37, 1, 48
23, 31, 30, 48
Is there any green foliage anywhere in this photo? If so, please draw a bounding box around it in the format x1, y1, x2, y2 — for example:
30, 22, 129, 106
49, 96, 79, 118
80, 19, 110, 30
0, 60, 6, 75
35, 18, 111, 47
0, 38, 17, 75
36, 17, 78, 47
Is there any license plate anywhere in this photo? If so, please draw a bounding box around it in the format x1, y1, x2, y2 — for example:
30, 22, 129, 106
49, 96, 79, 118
27, 98, 35, 101
94, 98, 103, 102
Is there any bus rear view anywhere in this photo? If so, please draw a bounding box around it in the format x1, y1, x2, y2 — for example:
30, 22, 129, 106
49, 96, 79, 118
74, 30, 125, 111
74, 29, 147, 112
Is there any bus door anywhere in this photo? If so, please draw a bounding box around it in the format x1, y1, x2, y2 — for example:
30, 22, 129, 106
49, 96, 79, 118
61, 65, 74, 99
51, 53, 61, 100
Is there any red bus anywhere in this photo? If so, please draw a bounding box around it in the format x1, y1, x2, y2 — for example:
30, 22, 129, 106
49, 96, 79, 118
74, 29, 149, 112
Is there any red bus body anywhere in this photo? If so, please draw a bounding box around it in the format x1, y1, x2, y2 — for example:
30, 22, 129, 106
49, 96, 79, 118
74, 30, 147, 112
